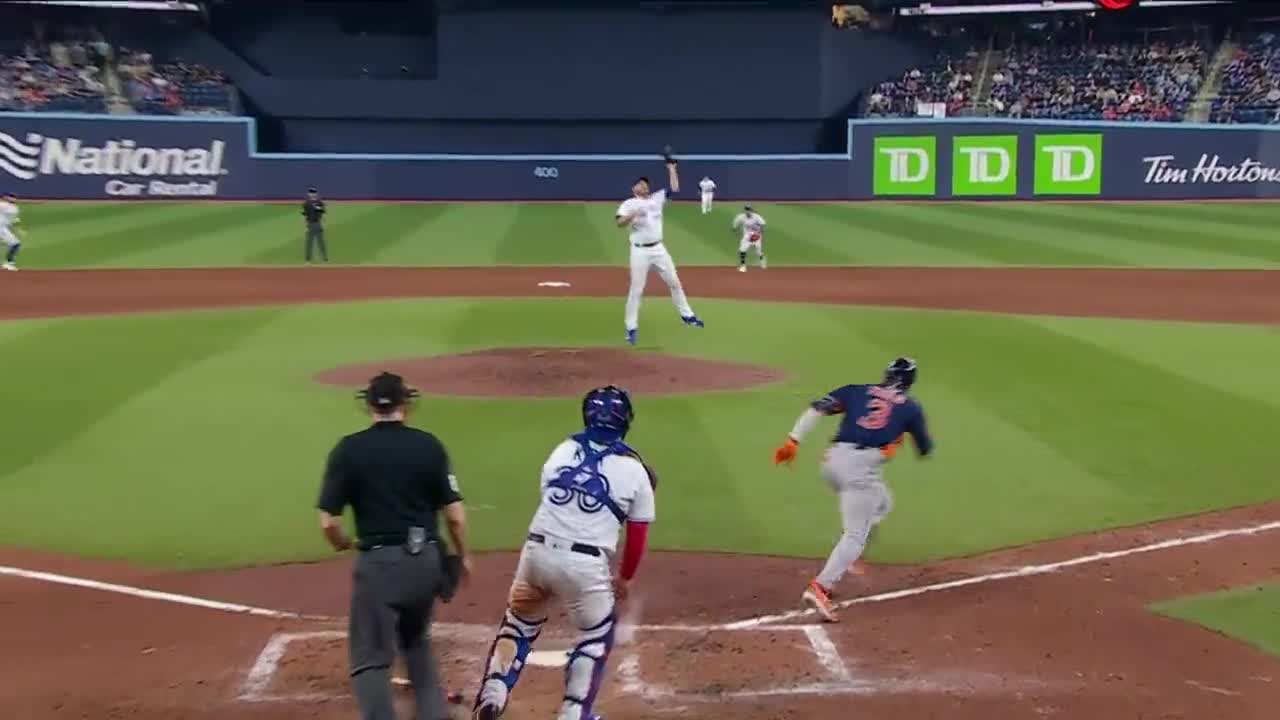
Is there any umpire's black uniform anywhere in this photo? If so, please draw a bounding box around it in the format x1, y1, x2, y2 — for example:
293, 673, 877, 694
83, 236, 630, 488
302, 187, 328, 263
317, 372, 466, 720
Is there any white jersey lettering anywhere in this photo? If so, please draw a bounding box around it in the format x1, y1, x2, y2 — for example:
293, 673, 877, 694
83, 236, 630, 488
527, 439, 656, 553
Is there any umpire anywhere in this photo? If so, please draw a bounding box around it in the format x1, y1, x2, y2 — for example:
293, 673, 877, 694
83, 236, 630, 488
316, 371, 471, 720
302, 186, 328, 263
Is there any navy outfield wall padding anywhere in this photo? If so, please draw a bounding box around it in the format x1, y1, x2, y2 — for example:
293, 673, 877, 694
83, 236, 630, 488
2, 114, 1280, 201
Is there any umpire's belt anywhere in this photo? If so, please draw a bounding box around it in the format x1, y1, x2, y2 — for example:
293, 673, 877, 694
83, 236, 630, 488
527, 532, 602, 557
356, 534, 414, 551
632, 241, 661, 248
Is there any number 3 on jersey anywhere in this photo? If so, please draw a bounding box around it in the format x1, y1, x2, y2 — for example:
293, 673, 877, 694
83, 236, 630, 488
856, 397, 892, 430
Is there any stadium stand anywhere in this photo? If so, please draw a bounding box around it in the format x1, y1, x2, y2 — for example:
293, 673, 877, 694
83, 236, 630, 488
0, 5, 237, 116
1211, 29, 1280, 124
988, 37, 1209, 122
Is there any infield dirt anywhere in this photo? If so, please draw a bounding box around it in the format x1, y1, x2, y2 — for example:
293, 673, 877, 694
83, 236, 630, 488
1, 266, 1278, 720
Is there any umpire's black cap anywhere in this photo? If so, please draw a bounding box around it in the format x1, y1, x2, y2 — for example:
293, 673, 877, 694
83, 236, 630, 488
359, 371, 419, 410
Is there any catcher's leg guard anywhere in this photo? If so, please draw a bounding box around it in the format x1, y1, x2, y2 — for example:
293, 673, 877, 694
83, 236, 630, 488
473, 610, 545, 715
556, 612, 616, 720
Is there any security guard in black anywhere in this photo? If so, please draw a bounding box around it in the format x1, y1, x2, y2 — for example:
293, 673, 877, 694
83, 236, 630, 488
302, 186, 328, 263
317, 372, 469, 720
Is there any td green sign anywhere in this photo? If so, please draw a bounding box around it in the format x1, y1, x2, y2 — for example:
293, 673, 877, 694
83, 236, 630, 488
1033, 134, 1103, 195
873, 136, 936, 196
952, 135, 1018, 196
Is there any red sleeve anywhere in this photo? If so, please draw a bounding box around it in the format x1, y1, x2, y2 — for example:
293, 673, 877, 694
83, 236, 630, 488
619, 521, 649, 581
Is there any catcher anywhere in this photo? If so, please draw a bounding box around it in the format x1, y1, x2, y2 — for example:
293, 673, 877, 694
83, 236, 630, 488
731, 205, 767, 272
472, 385, 657, 720
773, 357, 934, 622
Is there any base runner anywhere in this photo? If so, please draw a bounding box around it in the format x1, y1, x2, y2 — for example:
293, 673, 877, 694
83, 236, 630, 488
615, 159, 705, 346
773, 357, 934, 623
0, 193, 23, 271
731, 205, 766, 272
472, 386, 657, 720
698, 176, 716, 214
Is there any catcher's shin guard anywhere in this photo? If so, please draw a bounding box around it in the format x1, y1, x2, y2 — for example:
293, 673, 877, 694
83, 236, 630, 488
557, 612, 616, 720
474, 610, 545, 715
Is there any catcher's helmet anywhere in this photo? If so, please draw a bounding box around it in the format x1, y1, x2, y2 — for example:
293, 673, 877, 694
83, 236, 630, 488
581, 385, 635, 436
883, 357, 918, 389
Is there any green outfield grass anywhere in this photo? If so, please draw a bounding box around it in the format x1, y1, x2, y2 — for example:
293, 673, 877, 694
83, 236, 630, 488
15, 200, 1280, 269
0, 297, 1277, 569
1154, 585, 1280, 659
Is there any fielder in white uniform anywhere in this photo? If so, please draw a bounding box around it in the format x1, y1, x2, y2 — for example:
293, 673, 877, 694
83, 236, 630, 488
731, 205, 767, 272
472, 386, 657, 720
698, 176, 716, 214
0, 194, 23, 271
615, 162, 704, 346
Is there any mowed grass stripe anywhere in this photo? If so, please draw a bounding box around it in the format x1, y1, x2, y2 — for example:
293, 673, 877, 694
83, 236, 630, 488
364, 203, 486, 265
496, 203, 608, 264
0, 309, 281, 488
782, 203, 984, 266
851, 202, 1119, 266
1075, 204, 1280, 263
93, 204, 297, 267
984, 204, 1241, 268
31, 204, 255, 267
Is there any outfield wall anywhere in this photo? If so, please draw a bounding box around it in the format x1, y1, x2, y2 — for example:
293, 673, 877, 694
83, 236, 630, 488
2, 113, 1280, 201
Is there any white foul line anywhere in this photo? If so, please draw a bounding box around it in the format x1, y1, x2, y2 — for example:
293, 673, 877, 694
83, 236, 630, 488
0, 565, 329, 620
723, 519, 1280, 629
3, 519, 1277, 635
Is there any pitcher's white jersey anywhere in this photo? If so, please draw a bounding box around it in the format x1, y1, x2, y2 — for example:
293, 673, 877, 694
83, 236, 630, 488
733, 211, 766, 241
527, 438, 656, 552
616, 189, 667, 246
698, 178, 716, 195
0, 201, 19, 231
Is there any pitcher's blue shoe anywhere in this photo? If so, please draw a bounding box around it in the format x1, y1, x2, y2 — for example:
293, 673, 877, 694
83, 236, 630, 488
626, 329, 638, 346
682, 315, 705, 328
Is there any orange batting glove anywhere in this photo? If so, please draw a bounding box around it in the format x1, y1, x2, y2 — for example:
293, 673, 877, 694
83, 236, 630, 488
773, 437, 799, 466
881, 435, 906, 460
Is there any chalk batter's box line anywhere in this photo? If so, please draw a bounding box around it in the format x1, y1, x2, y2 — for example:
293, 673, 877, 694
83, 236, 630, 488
238, 624, 850, 703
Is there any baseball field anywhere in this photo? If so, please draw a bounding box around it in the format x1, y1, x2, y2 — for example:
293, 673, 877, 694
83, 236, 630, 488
1, 198, 1278, 720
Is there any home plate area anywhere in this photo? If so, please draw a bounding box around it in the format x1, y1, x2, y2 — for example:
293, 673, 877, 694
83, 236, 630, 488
238, 623, 876, 713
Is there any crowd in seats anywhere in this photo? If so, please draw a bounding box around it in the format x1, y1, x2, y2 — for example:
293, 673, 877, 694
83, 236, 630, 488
0, 16, 236, 116
863, 49, 982, 118
0, 28, 112, 113
117, 49, 236, 115
988, 38, 1208, 121
1210, 30, 1280, 124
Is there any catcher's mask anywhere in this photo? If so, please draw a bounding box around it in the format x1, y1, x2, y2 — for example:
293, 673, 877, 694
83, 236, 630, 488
358, 371, 419, 413
581, 385, 635, 437
883, 357, 918, 390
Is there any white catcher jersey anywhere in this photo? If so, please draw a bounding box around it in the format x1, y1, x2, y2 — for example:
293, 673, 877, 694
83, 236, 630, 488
699, 178, 716, 194
527, 438, 656, 553
0, 201, 19, 230
733, 211, 766, 240
615, 188, 667, 245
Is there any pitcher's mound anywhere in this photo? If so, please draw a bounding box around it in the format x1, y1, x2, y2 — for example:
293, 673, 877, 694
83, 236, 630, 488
315, 347, 785, 397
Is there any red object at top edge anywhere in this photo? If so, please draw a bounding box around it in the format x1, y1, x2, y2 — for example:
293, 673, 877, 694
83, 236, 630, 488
1097, 0, 1137, 10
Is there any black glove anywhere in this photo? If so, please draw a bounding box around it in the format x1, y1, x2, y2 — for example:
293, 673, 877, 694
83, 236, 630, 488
662, 145, 677, 165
